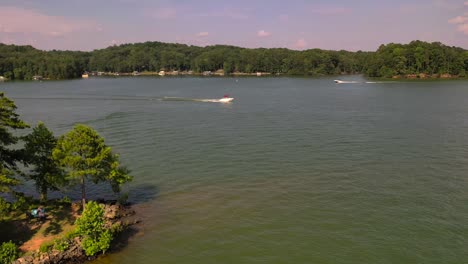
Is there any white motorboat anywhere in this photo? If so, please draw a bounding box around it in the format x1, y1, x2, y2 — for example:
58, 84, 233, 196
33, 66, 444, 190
218, 95, 234, 103
334, 80, 358, 84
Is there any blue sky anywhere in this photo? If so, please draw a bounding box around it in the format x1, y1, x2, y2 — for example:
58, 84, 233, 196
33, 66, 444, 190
0, 0, 466, 51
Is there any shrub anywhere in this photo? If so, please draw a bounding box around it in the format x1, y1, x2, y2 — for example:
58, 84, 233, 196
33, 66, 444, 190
117, 193, 129, 205
39, 241, 53, 253
11, 192, 32, 211
81, 230, 112, 256
53, 238, 70, 251
0, 198, 11, 217
64, 230, 79, 240
59, 196, 72, 205
75, 201, 114, 256
0, 241, 19, 264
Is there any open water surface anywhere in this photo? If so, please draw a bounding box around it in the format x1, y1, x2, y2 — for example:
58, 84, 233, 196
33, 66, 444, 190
2, 76, 468, 263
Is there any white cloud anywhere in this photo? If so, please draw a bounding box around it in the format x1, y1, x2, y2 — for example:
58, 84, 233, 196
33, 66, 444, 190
448, 11, 468, 35
457, 23, 468, 34
196, 32, 209, 37
293, 38, 307, 49
257, 30, 271, 37
0, 6, 99, 36
448, 15, 468, 24
110, 40, 121, 46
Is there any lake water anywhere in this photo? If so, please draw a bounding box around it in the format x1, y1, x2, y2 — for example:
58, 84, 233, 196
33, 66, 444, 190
2, 76, 468, 263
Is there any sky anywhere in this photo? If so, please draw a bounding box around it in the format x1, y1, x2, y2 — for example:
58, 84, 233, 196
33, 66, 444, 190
0, 0, 467, 51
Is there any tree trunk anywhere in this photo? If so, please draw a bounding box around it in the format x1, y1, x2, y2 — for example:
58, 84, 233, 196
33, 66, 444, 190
40, 192, 47, 202
40, 185, 47, 202
81, 176, 86, 211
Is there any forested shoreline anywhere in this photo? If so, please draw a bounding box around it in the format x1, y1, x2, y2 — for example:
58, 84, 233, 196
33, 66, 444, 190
0, 40, 466, 80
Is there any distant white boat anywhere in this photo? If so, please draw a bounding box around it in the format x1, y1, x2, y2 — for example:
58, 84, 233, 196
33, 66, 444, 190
334, 80, 358, 84
218, 95, 234, 103
162, 95, 234, 103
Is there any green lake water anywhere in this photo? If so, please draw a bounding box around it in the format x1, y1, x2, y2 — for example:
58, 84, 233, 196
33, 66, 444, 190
2, 76, 468, 263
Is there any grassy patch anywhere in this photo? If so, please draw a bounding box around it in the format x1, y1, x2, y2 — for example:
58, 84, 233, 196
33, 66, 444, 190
0, 200, 79, 253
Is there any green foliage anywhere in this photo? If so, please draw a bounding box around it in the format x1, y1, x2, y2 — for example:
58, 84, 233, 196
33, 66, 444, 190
75, 201, 105, 237
110, 221, 124, 234
0, 241, 19, 264
75, 201, 113, 256
365, 41, 467, 77
39, 241, 54, 253
23, 122, 64, 201
53, 124, 132, 208
53, 238, 70, 252
1, 41, 465, 80
59, 196, 72, 205
11, 192, 28, 211
117, 193, 129, 205
0, 93, 28, 193
64, 230, 79, 240
0, 198, 11, 218
81, 230, 112, 256
0, 44, 88, 80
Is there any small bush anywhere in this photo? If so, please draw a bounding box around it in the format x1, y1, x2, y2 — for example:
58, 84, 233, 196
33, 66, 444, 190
64, 230, 79, 240
0, 241, 19, 264
11, 192, 29, 211
81, 230, 112, 256
111, 222, 124, 234
0, 198, 11, 217
59, 196, 72, 205
39, 241, 53, 253
53, 238, 70, 252
117, 193, 129, 205
75, 201, 114, 256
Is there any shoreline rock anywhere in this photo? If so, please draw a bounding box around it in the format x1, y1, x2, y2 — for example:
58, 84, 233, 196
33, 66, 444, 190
13, 202, 140, 264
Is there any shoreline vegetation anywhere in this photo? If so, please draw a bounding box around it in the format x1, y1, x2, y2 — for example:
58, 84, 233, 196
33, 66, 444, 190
0, 40, 466, 81
0, 92, 136, 264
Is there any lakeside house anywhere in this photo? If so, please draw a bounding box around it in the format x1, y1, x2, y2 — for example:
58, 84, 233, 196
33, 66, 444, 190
0, 76, 5, 81
82, 73, 89, 78
158, 71, 165, 76
33, 75, 43, 81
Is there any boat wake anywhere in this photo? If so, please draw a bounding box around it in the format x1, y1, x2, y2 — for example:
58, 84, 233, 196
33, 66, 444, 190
335, 80, 394, 84
334, 80, 359, 84
162, 96, 234, 103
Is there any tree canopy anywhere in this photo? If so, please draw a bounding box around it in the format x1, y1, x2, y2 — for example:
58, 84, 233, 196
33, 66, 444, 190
0, 92, 28, 193
52, 124, 132, 209
1, 40, 465, 80
23, 122, 64, 201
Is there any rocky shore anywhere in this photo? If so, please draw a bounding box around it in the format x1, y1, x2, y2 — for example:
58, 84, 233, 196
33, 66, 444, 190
13, 203, 140, 264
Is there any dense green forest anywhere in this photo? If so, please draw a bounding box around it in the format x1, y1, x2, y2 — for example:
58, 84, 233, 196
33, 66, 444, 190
0, 40, 466, 80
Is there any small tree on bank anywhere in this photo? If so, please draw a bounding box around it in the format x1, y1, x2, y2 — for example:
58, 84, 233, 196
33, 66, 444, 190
52, 124, 132, 210
75, 201, 113, 256
23, 122, 64, 201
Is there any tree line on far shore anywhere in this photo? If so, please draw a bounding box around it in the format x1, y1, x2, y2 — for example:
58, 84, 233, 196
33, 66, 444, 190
0, 40, 466, 80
